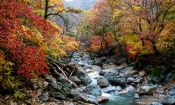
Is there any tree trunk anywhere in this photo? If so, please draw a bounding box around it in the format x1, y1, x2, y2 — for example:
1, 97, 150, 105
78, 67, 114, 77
44, 0, 48, 19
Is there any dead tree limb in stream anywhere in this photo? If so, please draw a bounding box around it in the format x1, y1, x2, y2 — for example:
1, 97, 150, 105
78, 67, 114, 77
49, 62, 78, 88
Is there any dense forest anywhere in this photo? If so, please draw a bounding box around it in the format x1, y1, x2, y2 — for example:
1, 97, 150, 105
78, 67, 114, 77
0, 0, 175, 105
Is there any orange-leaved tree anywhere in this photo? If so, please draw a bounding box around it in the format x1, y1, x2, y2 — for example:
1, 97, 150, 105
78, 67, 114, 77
0, 0, 59, 80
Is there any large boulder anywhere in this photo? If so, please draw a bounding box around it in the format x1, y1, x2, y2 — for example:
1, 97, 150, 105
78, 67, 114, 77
97, 77, 109, 88
137, 85, 157, 95
79, 76, 92, 86
80, 94, 98, 104
120, 66, 137, 77
69, 76, 81, 85
70, 88, 82, 101
104, 72, 126, 86
77, 66, 92, 85
99, 67, 119, 76
84, 84, 102, 96
165, 86, 175, 104
77, 66, 88, 77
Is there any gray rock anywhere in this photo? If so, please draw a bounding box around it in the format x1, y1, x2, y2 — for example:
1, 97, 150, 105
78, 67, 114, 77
120, 66, 137, 77
166, 86, 175, 104
134, 93, 139, 99
137, 85, 157, 95
139, 71, 146, 77
149, 102, 162, 105
102, 86, 116, 93
165, 72, 175, 82
69, 76, 81, 85
39, 91, 49, 102
97, 77, 109, 88
116, 86, 122, 91
79, 76, 92, 86
104, 72, 126, 86
92, 65, 101, 71
44, 74, 54, 82
149, 75, 162, 84
83, 65, 92, 70
66, 102, 74, 105
77, 66, 88, 77
134, 77, 143, 83
84, 84, 102, 96
115, 63, 128, 70
100, 68, 119, 76
51, 92, 67, 100
126, 85, 135, 92
80, 94, 98, 104
127, 77, 135, 83
156, 86, 164, 94
70, 88, 82, 101
96, 96, 109, 103
115, 58, 126, 65
50, 81, 62, 91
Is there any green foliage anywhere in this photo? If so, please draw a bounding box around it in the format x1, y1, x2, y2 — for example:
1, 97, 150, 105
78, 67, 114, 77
14, 91, 26, 101
0, 54, 19, 91
150, 66, 163, 77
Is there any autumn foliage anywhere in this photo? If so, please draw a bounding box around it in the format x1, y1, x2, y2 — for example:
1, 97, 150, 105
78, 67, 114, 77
0, 0, 79, 91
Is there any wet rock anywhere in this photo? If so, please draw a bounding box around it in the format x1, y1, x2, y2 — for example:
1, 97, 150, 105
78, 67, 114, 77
137, 85, 157, 95
77, 66, 88, 77
77, 66, 92, 86
66, 102, 75, 105
70, 89, 82, 101
166, 86, 175, 104
92, 65, 101, 71
96, 96, 109, 103
79, 76, 92, 86
156, 86, 164, 94
134, 93, 139, 99
127, 77, 135, 83
44, 74, 54, 82
97, 77, 109, 88
80, 94, 98, 104
102, 86, 116, 93
102, 64, 117, 69
139, 71, 146, 77
83, 65, 93, 70
84, 84, 102, 96
69, 76, 81, 85
134, 76, 143, 83
116, 86, 122, 91
149, 102, 162, 105
115, 58, 126, 65
120, 66, 137, 77
126, 85, 135, 92
115, 63, 128, 70
50, 81, 62, 91
148, 75, 162, 84
104, 72, 126, 86
39, 91, 49, 102
100, 68, 119, 76
51, 92, 67, 100
165, 72, 175, 82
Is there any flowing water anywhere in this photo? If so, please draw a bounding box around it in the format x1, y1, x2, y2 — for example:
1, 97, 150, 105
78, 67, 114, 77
101, 92, 136, 105
71, 52, 136, 105
86, 68, 136, 105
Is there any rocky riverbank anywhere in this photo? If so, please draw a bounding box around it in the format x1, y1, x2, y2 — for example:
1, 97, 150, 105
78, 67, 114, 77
2, 51, 175, 105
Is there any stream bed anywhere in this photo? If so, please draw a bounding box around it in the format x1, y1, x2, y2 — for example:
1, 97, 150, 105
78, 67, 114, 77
70, 52, 137, 105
